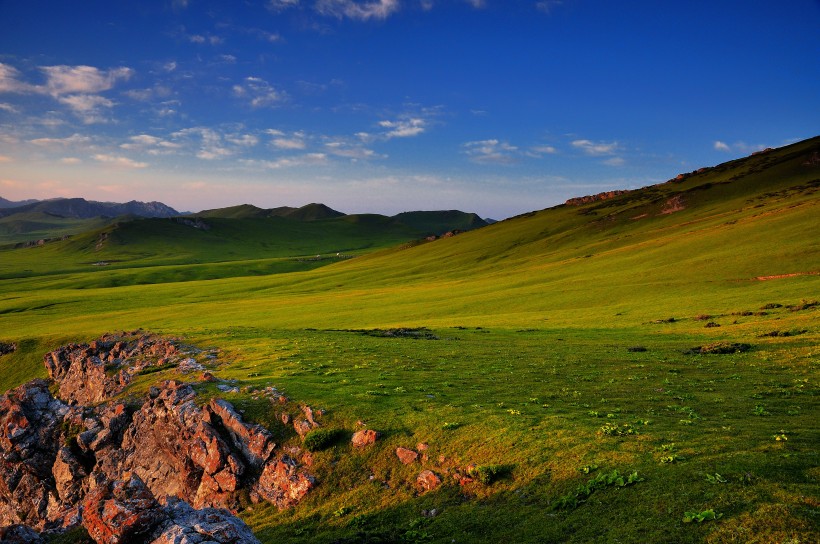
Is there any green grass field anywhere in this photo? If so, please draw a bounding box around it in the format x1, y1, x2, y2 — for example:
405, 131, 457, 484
0, 137, 818, 542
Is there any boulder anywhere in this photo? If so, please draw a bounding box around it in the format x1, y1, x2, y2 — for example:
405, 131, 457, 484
81, 475, 167, 544
417, 470, 442, 492
395, 447, 419, 465
254, 455, 315, 509
205, 399, 276, 469
351, 429, 379, 448
149, 498, 261, 544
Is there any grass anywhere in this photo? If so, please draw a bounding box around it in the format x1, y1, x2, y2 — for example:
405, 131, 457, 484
1, 137, 818, 543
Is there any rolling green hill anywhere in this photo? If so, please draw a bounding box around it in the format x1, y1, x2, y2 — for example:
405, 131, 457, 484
0, 136, 817, 543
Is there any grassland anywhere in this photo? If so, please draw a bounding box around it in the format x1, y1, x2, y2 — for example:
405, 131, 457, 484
0, 137, 818, 542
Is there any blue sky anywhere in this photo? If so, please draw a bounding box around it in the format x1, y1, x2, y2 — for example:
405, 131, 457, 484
0, 0, 818, 218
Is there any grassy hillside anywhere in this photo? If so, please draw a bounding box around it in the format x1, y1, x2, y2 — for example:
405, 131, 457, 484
0, 137, 817, 543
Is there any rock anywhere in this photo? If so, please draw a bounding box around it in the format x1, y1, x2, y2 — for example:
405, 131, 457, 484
43, 332, 191, 405
417, 470, 441, 492
0, 379, 71, 529
0, 335, 318, 536
205, 399, 276, 469
150, 497, 260, 544
120, 381, 242, 510
254, 455, 315, 509
82, 475, 168, 544
293, 419, 312, 437
351, 429, 380, 448
395, 447, 419, 465
565, 190, 630, 206
0, 341, 17, 356
416, 442, 429, 451
0, 524, 45, 543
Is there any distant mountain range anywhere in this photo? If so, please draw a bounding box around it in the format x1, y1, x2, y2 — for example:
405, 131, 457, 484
0, 197, 490, 245
0, 198, 179, 219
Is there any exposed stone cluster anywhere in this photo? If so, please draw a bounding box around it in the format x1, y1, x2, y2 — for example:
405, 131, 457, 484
565, 190, 630, 206
0, 333, 316, 543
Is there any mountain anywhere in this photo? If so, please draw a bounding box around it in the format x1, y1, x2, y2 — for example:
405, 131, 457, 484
393, 210, 488, 235
0, 197, 179, 220
197, 203, 486, 234
0, 197, 39, 209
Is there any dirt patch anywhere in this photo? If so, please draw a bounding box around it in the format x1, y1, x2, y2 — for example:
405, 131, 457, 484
754, 271, 819, 281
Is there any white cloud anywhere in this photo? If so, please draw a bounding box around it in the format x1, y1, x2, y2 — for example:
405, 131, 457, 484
59, 157, 82, 164
0, 155, 12, 163
40, 65, 133, 96
188, 34, 223, 45
93, 154, 148, 168
29, 133, 93, 147
57, 94, 115, 123
120, 134, 181, 155
226, 134, 259, 147
0, 63, 32, 93
571, 139, 620, 156
171, 127, 242, 160
529, 145, 557, 156
233, 77, 287, 107
316, 0, 400, 20
0, 102, 19, 113
246, 153, 328, 169
272, 136, 307, 150
465, 0, 486, 8
463, 139, 519, 164
324, 140, 382, 160
603, 157, 625, 166
378, 117, 426, 139
713, 140, 767, 154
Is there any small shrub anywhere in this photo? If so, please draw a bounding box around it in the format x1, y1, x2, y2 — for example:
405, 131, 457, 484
441, 421, 462, 430
468, 464, 514, 484
761, 303, 782, 310
684, 342, 751, 355
627, 346, 647, 352
303, 428, 344, 452
704, 322, 721, 328
598, 422, 637, 436
683, 509, 723, 523
705, 473, 727, 484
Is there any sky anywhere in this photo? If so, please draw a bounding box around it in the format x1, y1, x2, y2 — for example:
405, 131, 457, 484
0, 1, 818, 219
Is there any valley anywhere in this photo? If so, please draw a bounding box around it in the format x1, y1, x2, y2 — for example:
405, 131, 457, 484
0, 137, 818, 543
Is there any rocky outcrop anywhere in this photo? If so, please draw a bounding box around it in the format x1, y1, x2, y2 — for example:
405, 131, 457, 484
43, 332, 185, 405
151, 497, 260, 544
0, 379, 73, 530
82, 475, 167, 544
0, 334, 315, 541
565, 190, 630, 206
81, 475, 260, 544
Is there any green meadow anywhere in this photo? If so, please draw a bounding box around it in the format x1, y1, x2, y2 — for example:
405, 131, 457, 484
1, 137, 818, 542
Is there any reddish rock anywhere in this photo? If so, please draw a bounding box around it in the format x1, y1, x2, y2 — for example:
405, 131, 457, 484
293, 419, 312, 437
417, 470, 442, 492
416, 442, 429, 451
81, 475, 167, 544
206, 399, 276, 469
351, 429, 380, 448
254, 455, 315, 509
395, 447, 419, 465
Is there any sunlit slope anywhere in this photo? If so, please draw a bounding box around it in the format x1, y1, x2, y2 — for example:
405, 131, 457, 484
0, 138, 816, 337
